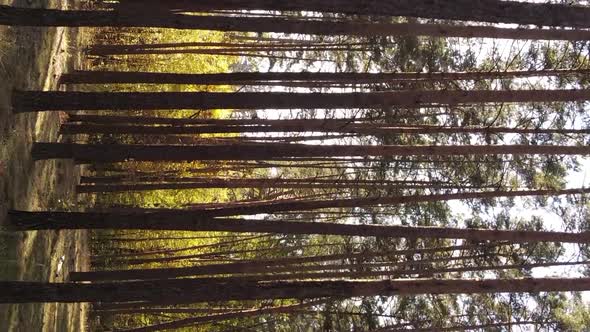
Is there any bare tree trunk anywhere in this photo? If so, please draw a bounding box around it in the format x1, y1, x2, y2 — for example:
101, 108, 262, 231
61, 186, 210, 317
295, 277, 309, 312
129, 0, 590, 28
14, 89, 590, 112
65, 114, 383, 125
88, 40, 373, 51
1, 278, 589, 303
60, 122, 590, 136
76, 178, 465, 193
96, 307, 242, 315
30, 143, 590, 163
9, 203, 590, 242
87, 46, 371, 56
60, 68, 590, 85
80, 259, 589, 284
3, 5, 590, 38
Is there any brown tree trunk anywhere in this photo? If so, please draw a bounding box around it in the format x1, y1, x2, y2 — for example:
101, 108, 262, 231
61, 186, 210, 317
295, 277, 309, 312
1, 278, 589, 303
60, 122, 590, 136
9, 204, 590, 242
65, 114, 382, 125
96, 307, 241, 315
130, 0, 590, 28
14, 89, 590, 112
189, 187, 590, 216
60, 68, 590, 85
30, 143, 590, 163
80, 259, 590, 284
76, 178, 465, 193
89, 41, 373, 51
3, 5, 590, 37
87, 46, 371, 56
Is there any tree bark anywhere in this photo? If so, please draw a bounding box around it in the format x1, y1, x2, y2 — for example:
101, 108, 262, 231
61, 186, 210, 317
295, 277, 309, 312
14, 89, 590, 112
9, 206, 590, 242
87, 46, 371, 56
60, 68, 590, 85
30, 143, 590, 163
60, 122, 590, 136
75, 178, 464, 193
65, 114, 382, 126
75, 259, 590, 284
3, 5, 590, 37
1, 278, 589, 303
89, 41, 373, 51
131, 0, 590, 28
96, 307, 242, 315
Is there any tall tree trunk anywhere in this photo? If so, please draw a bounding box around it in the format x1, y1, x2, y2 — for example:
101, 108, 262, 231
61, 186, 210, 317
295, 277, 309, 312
76, 259, 590, 284
88, 41, 374, 51
185, 187, 590, 216
14, 89, 590, 112
96, 307, 243, 315
87, 46, 371, 56
1, 278, 589, 303
59, 122, 590, 136
78, 173, 481, 185
65, 114, 383, 126
130, 0, 590, 28
60, 68, 590, 85
9, 205, 590, 242
30, 143, 590, 163
3, 5, 590, 37
76, 178, 465, 193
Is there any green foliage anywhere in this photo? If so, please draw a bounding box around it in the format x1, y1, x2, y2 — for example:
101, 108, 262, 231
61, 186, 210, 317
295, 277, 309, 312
555, 297, 590, 331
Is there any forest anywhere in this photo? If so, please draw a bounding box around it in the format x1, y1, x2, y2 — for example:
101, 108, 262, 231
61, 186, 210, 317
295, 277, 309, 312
1, 0, 590, 331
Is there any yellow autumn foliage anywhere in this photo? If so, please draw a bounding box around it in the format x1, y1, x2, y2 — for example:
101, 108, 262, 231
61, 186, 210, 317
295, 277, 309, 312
86, 28, 243, 209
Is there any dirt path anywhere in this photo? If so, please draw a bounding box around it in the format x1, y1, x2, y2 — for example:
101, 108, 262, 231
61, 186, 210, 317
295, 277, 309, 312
0, 0, 89, 331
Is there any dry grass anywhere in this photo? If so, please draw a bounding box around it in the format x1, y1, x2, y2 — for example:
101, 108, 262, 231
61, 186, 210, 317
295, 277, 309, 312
0, 35, 11, 76
0, 1, 89, 331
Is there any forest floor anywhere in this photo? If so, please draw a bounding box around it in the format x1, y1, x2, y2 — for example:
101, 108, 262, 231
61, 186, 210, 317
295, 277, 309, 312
0, 0, 90, 331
